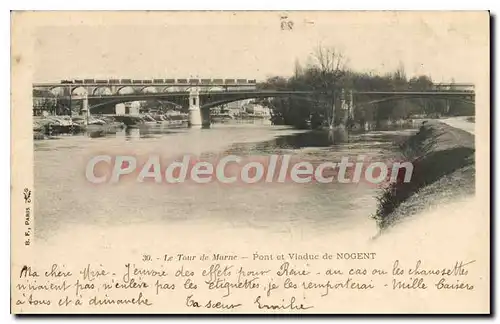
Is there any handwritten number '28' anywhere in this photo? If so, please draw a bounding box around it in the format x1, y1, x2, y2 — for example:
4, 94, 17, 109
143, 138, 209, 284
281, 20, 294, 31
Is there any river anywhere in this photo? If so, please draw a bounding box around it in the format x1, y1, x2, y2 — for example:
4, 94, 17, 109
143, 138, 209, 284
33, 121, 416, 248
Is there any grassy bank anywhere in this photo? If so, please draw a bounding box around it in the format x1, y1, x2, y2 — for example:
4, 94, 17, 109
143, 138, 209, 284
373, 121, 475, 230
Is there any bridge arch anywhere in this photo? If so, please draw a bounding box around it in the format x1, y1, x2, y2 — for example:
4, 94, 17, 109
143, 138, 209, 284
145, 99, 183, 110
200, 92, 321, 110
85, 91, 315, 113
48, 86, 66, 97
93, 87, 113, 96
185, 87, 202, 93
209, 86, 224, 92
116, 86, 136, 95
141, 86, 158, 94
88, 97, 185, 112
163, 86, 182, 93
71, 86, 88, 97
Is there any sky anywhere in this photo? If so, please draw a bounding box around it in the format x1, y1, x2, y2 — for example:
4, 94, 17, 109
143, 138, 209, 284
30, 11, 489, 84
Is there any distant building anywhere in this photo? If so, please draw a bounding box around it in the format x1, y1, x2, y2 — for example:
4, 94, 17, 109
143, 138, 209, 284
215, 99, 252, 117
115, 101, 141, 115
243, 103, 271, 116
212, 100, 273, 118
231, 100, 252, 109
211, 106, 222, 114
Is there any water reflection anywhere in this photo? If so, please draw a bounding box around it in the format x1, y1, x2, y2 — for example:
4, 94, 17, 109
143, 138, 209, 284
50, 122, 413, 144
223, 126, 414, 158
111, 125, 186, 139
35, 124, 189, 141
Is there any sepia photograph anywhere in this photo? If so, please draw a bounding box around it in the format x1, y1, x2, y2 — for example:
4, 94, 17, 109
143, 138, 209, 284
11, 11, 490, 314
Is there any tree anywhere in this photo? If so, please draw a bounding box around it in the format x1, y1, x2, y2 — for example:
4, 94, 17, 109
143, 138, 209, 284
310, 45, 349, 126
311, 44, 348, 92
33, 89, 57, 115
258, 44, 471, 129
256, 76, 288, 91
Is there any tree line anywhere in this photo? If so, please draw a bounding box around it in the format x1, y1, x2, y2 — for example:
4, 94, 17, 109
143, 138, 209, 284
255, 45, 474, 129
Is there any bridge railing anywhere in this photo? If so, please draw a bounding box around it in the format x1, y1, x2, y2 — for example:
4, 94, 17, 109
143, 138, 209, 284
47, 78, 259, 86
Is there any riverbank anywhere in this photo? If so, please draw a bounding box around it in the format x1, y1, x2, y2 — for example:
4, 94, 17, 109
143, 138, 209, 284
374, 119, 475, 232
440, 115, 475, 135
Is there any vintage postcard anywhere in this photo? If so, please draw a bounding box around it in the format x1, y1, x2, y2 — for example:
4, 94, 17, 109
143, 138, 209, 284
11, 11, 490, 314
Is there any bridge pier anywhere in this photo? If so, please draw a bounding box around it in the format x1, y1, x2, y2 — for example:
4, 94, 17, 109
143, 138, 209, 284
349, 90, 354, 120
339, 89, 355, 125
340, 89, 348, 125
81, 95, 90, 125
188, 88, 210, 128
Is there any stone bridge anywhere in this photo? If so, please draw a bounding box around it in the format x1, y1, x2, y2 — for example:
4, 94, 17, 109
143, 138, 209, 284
33, 81, 475, 128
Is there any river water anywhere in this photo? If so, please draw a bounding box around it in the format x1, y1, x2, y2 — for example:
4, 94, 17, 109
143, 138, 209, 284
34, 121, 416, 246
